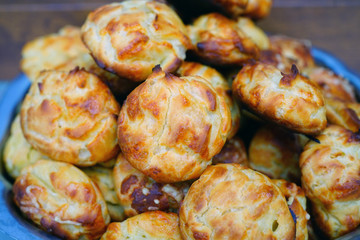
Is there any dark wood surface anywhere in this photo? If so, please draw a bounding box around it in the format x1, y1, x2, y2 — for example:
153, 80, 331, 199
0, 0, 359, 80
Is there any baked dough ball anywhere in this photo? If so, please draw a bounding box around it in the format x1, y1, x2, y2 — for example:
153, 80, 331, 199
20, 25, 138, 98
20, 69, 120, 166
118, 66, 231, 183
177, 61, 240, 138
212, 137, 248, 166
236, 17, 270, 50
81, 1, 191, 82
249, 126, 308, 183
212, 0, 272, 19
269, 35, 315, 73
232, 63, 326, 135
325, 98, 360, 132
306, 66, 357, 102
187, 13, 259, 66
180, 164, 295, 239
300, 125, 360, 238
101, 211, 182, 240
272, 179, 309, 240
13, 160, 110, 240
83, 166, 126, 222
113, 153, 189, 217
3, 115, 46, 178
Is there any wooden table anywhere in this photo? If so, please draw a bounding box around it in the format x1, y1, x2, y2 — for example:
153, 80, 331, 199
0, 0, 359, 80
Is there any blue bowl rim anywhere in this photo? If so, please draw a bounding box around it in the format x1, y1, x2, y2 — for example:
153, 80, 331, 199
0, 47, 359, 240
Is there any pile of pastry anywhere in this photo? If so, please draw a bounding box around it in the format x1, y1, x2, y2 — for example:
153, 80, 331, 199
3, 0, 360, 239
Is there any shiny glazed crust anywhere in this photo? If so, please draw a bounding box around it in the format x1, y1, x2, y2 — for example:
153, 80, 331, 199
187, 13, 259, 66
3, 115, 46, 178
20, 69, 120, 166
113, 153, 189, 217
212, 137, 248, 166
249, 126, 308, 183
232, 63, 326, 135
212, 0, 272, 19
300, 125, 360, 238
179, 164, 296, 240
118, 66, 231, 183
236, 17, 270, 50
176, 61, 240, 139
272, 179, 309, 240
13, 160, 110, 240
81, 1, 191, 82
82, 166, 126, 222
325, 98, 360, 132
101, 211, 182, 240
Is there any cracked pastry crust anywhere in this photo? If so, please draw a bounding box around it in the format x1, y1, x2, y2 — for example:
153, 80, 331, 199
81, 1, 191, 82
325, 98, 360, 132
179, 164, 296, 240
300, 125, 360, 239
212, 137, 248, 166
117, 66, 231, 183
20, 68, 120, 166
187, 13, 259, 66
272, 179, 309, 240
83, 166, 126, 222
249, 125, 308, 183
113, 153, 189, 217
176, 61, 240, 139
232, 62, 326, 135
3, 115, 46, 178
236, 17, 270, 50
13, 160, 110, 240
101, 211, 182, 240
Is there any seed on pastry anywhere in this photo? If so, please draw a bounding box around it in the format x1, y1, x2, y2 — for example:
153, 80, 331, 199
179, 164, 296, 240
300, 125, 360, 239
81, 1, 191, 82
83, 166, 126, 222
232, 62, 326, 135
306, 66, 357, 102
236, 17, 270, 50
3, 115, 47, 179
118, 66, 231, 183
177, 61, 240, 138
272, 179, 309, 240
13, 160, 110, 240
325, 98, 360, 132
249, 125, 308, 183
20, 25, 139, 98
212, 137, 248, 166
113, 153, 189, 217
20, 68, 120, 166
187, 13, 259, 66
101, 211, 182, 240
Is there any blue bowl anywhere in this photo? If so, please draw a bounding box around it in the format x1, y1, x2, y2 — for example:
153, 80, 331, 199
0, 48, 359, 240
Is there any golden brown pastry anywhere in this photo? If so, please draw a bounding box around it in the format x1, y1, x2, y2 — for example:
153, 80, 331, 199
187, 13, 259, 66
101, 211, 182, 240
300, 125, 360, 239
212, 0, 272, 19
13, 160, 110, 240
3, 115, 47, 178
118, 66, 231, 183
83, 166, 126, 222
20, 25, 137, 97
81, 1, 191, 82
248, 126, 308, 183
20, 68, 120, 166
306, 66, 357, 102
232, 62, 326, 135
272, 179, 309, 240
113, 153, 189, 217
179, 164, 296, 239
325, 98, 360, 132
177, 61, 240, 138
236, 17, 270, 50
268, 35, 315, 73
212, 137, 248, 166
